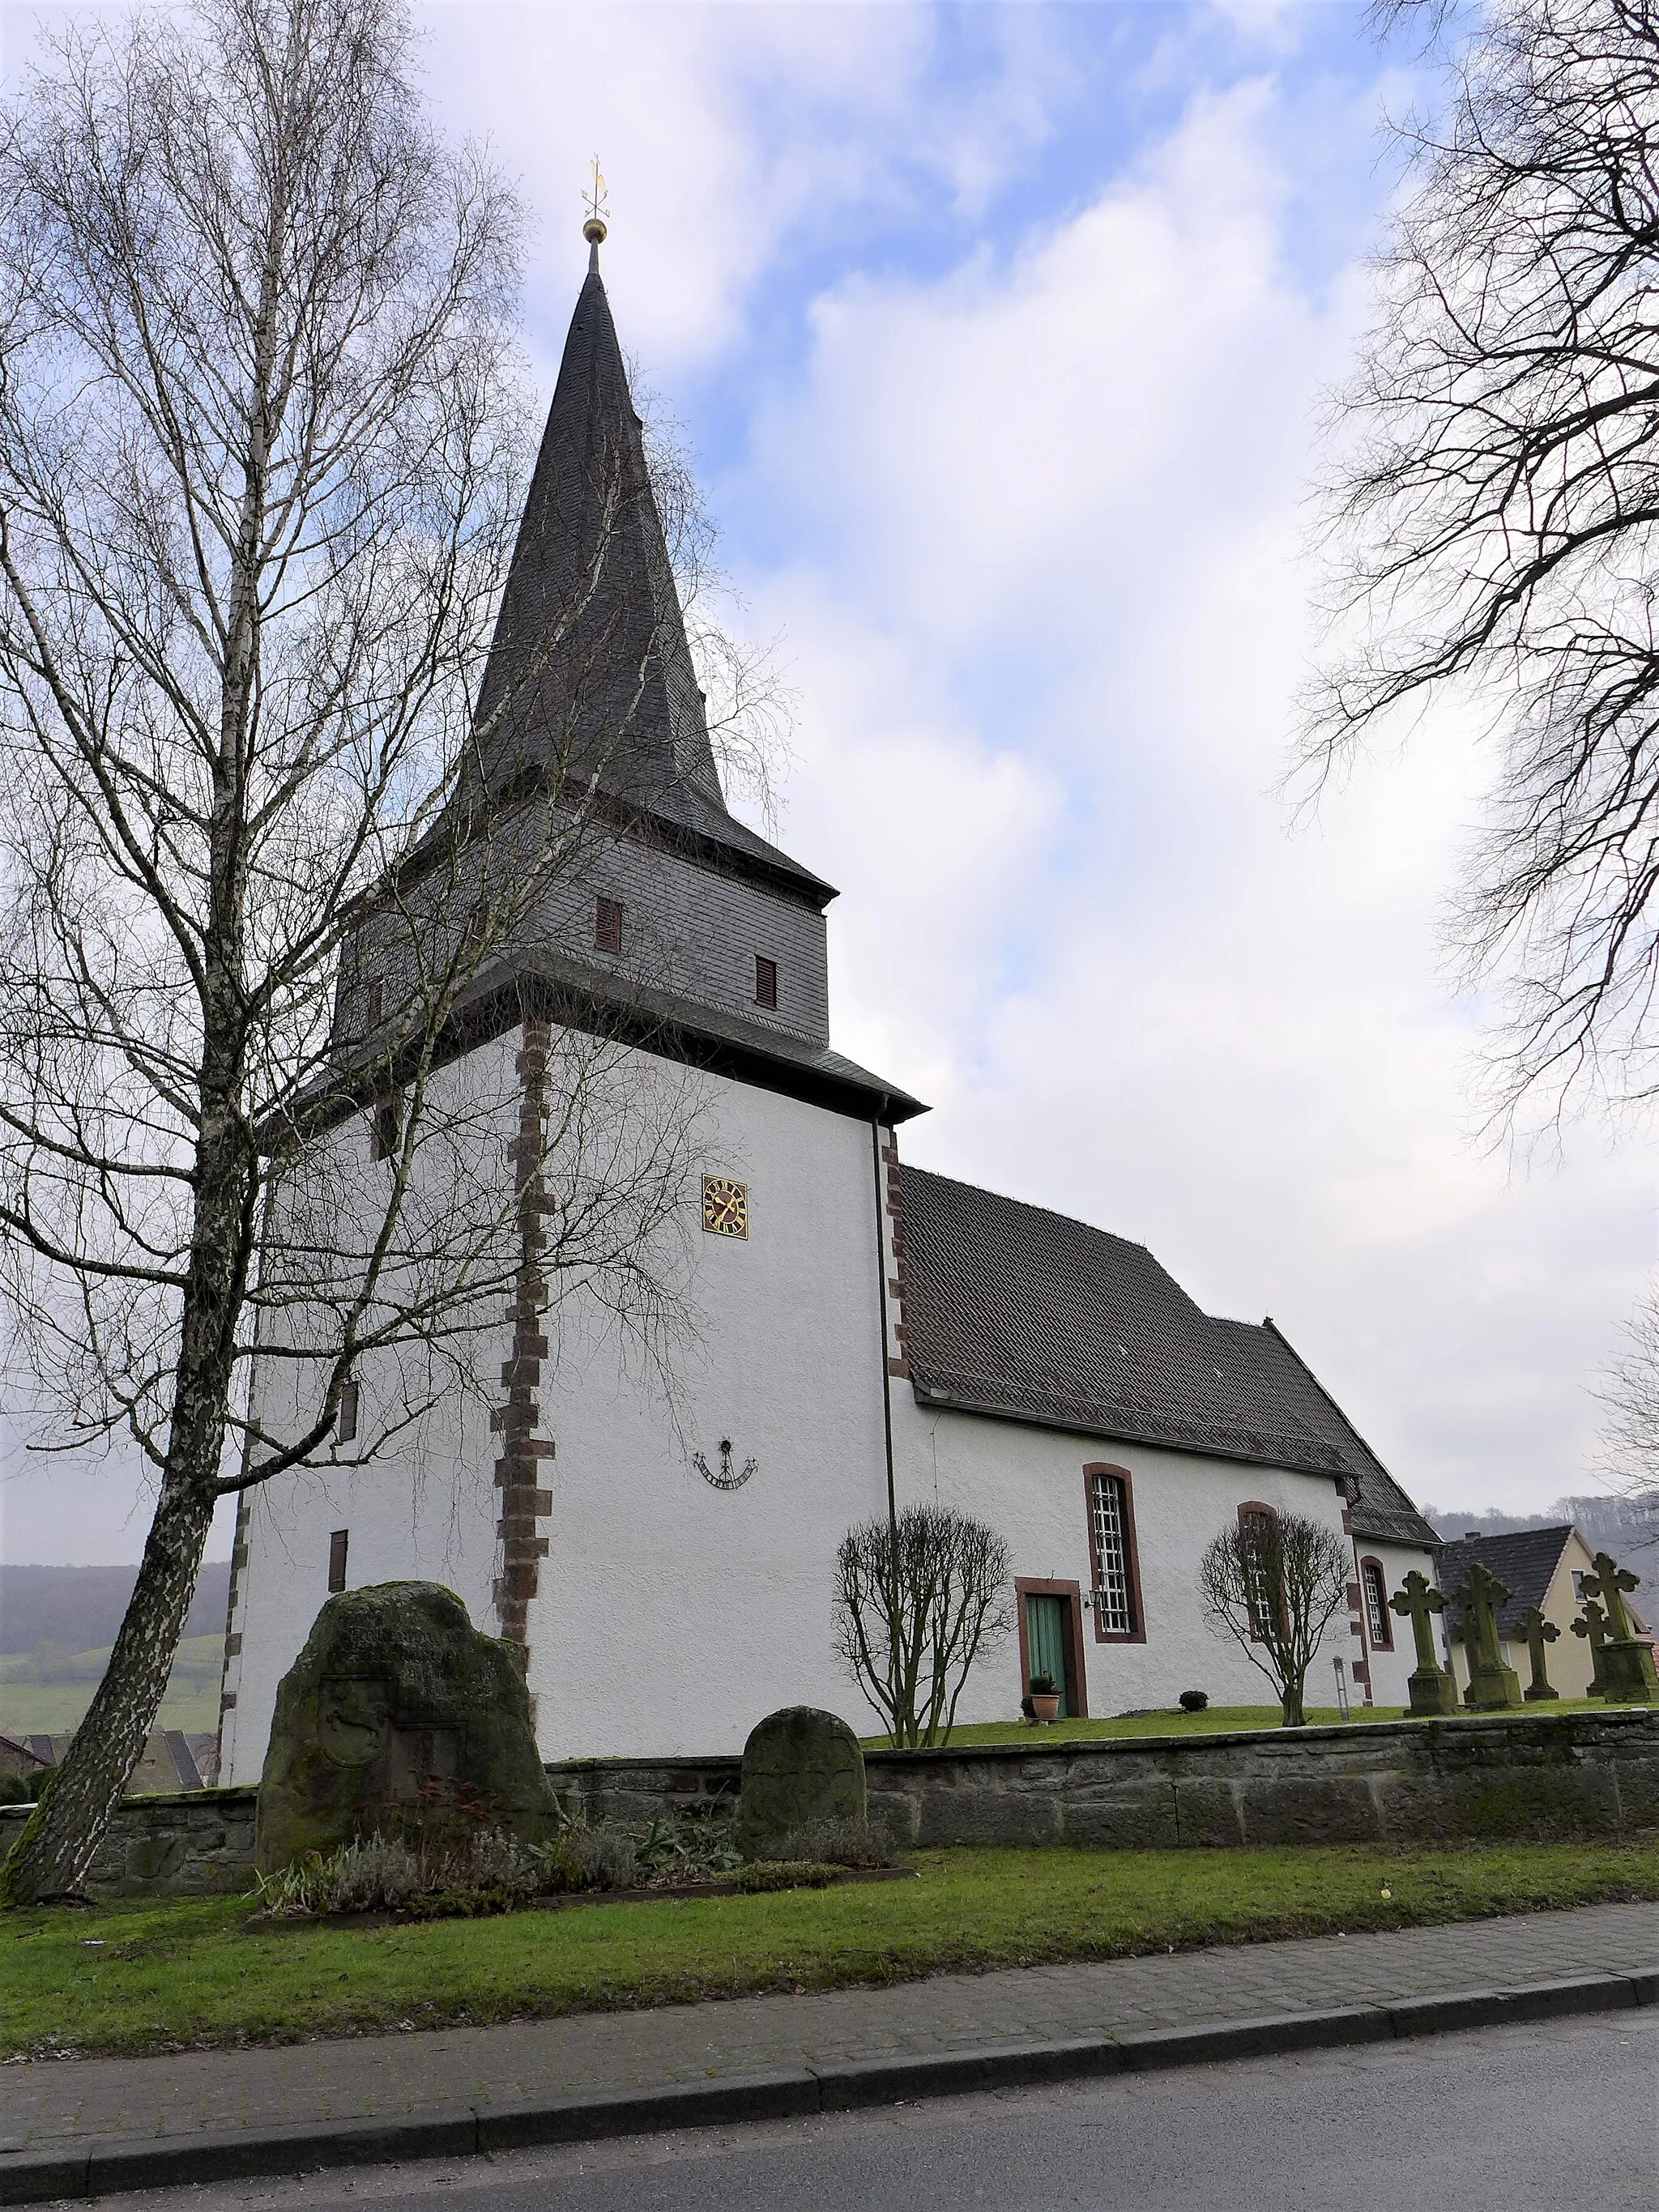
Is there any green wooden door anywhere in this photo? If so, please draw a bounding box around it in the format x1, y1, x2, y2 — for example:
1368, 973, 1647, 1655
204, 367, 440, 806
1026, 1593, 1068, 1716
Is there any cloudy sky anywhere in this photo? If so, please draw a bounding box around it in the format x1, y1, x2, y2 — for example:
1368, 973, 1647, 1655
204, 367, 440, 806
2, 0, 1654, 1566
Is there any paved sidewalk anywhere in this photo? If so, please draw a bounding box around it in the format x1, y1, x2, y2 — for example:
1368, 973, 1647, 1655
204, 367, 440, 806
4, 1899, 1657, 2163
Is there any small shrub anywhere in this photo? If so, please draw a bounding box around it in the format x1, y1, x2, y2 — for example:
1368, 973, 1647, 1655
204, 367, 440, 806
1179, 1690, 1209, 1713
762, 1816, 898, 1869
729, 1860, 842, 1894
254, 1826, 536, 1918
527, 1822, 641, 1895
633, 1809, 743, 1884
1028, 1673, 1058, 1697
325, 1835, 429, 1914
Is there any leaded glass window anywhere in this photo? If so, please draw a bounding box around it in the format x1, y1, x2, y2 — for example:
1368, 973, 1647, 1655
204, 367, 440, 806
1090, 1471, 1136, 1636
1363, 1558, 1391, 1647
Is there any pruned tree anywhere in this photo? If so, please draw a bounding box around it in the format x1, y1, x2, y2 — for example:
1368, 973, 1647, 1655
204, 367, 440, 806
832, 1503, 1013, 1748
1198, 1509, 1350, 1728
0, 0, 775, 1907
1300, 0, 1659, 1131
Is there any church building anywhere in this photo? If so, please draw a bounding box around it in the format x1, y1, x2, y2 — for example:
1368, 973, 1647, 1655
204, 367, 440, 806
219, 234, 1439, 1781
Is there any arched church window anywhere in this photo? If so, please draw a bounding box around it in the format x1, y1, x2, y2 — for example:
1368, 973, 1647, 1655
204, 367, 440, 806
1362, 1558, 1392, 1648
1084, 1464, 1145, 1643
1238, 1504, 1281, 1639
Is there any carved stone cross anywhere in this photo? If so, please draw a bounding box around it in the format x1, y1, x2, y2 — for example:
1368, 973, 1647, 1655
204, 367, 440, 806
1580, 1553, 1640, 1643
1571, 1598, 1610, 1695
1391, 1569, 1459, 1717
1391, 1571, 1444, 1669
1451, 1561, 1522, 1710
1520, 1606, 1559, 1702
1576, 1554, 1659, 1703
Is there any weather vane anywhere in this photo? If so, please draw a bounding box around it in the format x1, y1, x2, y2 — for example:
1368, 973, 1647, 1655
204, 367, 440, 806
582, 156, 609, 263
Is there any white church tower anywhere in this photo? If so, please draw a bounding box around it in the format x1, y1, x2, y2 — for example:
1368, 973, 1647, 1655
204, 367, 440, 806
220, 229, 927, 1777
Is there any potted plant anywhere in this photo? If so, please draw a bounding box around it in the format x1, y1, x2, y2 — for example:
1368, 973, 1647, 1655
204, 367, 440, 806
1027, 1673, 1062, 1724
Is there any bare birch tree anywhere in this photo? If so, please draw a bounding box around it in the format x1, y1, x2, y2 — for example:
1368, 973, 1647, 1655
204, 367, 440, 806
832, 1504, 1013, 1748
1198, 1510, 1350, 1727
0, 0, 758, 1906
1301, 0, 1659, 1131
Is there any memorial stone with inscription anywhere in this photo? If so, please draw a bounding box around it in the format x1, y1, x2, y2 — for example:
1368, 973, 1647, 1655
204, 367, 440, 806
737, 1706, 867, 1859
254, 1583, 555, 1874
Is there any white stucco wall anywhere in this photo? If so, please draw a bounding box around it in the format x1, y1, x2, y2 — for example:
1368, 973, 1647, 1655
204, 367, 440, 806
222, 1035, 521, 1785
524, 1069, 890, 1758
224, 1057, 1440, 1773
1350, 1537, 1440, 1711
885, 1394, 1430, 1725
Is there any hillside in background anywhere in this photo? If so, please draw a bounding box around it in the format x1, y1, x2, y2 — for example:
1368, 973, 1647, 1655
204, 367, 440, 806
0, 1559, 230, 1655
1422, 1494, 1659, 1558
0, 1634, 223, 1736
0, 1564, 231, 1740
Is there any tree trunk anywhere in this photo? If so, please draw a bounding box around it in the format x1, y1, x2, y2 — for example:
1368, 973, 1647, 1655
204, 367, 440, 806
1, 1140, 247, 1907
1280, 1680, 1307, 1728
0, 1454, 221, 1903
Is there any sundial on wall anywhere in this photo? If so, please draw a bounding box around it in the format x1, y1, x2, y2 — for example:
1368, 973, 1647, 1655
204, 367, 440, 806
694, 1438, 757, 1490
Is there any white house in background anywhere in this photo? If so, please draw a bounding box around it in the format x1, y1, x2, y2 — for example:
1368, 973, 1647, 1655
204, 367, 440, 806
218, 240, 1439, 1780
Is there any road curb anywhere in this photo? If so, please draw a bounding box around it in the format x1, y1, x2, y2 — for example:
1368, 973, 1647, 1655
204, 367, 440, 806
2, 1969, 1652, 2203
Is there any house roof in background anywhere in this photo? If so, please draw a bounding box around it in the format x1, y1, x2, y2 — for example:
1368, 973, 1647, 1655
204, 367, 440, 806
1433, 1526, 1583, 1642
898, 1165, 1439, 1549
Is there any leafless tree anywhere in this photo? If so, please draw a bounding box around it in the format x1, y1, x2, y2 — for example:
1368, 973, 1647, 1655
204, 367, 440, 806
1592, 1291, 1659, 1519
832, 1503, 1013, 1748
1300, 0, 1659, 1132
0, 0, 770, 1906
638, 403, 794, 837
1198, 1510, 1350, 1727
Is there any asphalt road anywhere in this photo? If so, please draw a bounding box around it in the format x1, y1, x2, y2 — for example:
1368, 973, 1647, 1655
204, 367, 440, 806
79, 2014, 1659, 2212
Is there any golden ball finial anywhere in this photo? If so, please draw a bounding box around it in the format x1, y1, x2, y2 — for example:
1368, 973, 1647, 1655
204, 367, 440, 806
582, 215, 608, 246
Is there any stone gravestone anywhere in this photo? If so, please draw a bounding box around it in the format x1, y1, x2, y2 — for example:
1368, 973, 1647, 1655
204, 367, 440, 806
1391, 1571, 1460, 1716
1572, 1598, 1611, 1696
1520, 1607, 1560, 1702
1578, 1554, 1659, 1704
1452, 1562, 1523, 1711
255, 1582, 555, 1875
737, 1707, 866, 1860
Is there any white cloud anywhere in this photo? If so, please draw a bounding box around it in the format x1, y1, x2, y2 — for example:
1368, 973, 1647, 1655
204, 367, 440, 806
733, 77, 1658, 1512
420, 1, 1067, 376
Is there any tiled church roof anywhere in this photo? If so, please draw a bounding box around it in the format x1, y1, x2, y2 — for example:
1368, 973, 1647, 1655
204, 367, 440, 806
898, 1166, 1438, 1549
466, 260, 830, 904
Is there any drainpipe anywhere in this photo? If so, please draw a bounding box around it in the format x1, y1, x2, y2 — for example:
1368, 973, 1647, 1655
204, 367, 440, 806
870, 1118, 898, 1532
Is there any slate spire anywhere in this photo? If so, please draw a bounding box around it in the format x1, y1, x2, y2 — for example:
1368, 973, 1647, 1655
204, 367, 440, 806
467, 229, 725, 822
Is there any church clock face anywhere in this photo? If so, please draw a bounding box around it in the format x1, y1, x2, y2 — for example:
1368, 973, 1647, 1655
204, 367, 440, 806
702, 1174, 749, 1239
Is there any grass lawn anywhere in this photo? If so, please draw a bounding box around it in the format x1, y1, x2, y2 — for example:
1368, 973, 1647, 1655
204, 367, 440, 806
6, 1835, 1659, 2060
869, 1701, 1622, 1750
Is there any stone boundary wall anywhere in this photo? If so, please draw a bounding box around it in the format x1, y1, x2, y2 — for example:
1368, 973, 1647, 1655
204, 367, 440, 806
0, 1787, 257, 1900
10, 1711, 1658, 1898
546, 1754, 740, 1828
552, 1708, 1659, 1852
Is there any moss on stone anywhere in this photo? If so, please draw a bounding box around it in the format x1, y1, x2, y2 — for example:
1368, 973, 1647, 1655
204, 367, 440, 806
254, 1583, 554, 1876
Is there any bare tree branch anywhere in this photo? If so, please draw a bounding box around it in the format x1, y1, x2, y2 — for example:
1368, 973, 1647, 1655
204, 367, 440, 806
0, 0, 744, 1906
832, 1505, 1014, 1748
1301, 0, 1659, 1134
1198, 1509, 1350, 1726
